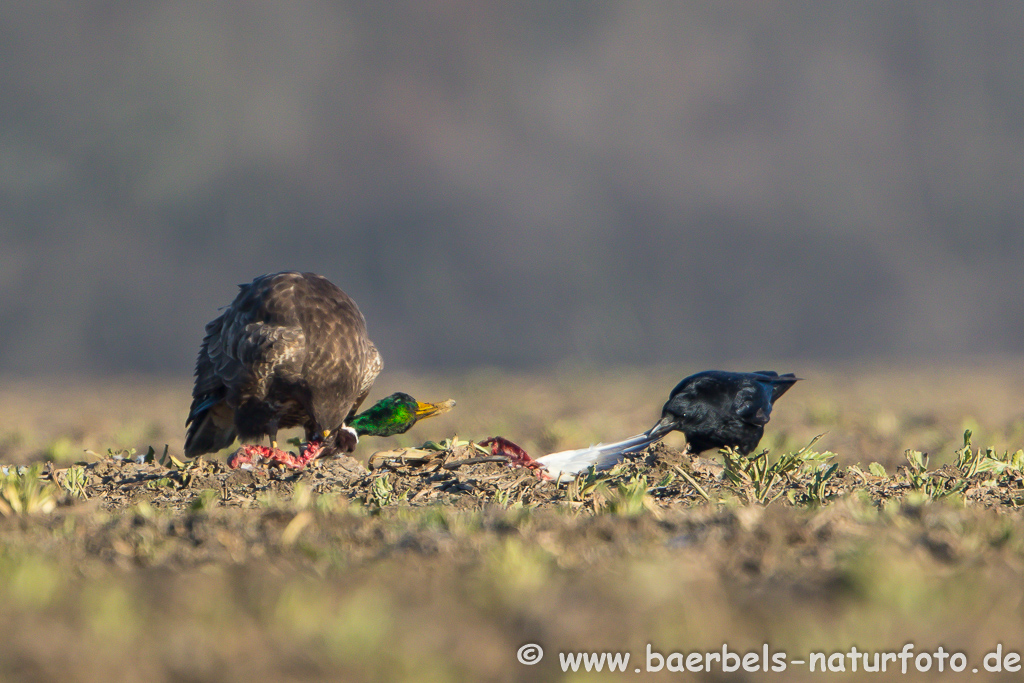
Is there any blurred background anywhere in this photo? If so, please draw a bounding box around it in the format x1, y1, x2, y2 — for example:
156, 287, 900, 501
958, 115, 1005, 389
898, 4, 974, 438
3, 10, 1024, 681
1, 1, 1023, 375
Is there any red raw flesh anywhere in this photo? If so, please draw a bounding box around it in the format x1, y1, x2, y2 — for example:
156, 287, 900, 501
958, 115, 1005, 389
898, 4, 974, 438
479, 436, 548, 478
227, 440, 326, 470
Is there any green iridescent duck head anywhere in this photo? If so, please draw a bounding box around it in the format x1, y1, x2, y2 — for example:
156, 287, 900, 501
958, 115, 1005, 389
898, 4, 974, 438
349, 392, 455, 437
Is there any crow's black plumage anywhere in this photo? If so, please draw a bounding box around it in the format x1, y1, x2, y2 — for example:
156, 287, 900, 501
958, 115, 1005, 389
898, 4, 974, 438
184, 272, 382, 459
645, 370, 799, 455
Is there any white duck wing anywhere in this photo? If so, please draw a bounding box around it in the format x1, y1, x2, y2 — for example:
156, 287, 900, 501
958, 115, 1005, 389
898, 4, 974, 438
536, 432, 656, 484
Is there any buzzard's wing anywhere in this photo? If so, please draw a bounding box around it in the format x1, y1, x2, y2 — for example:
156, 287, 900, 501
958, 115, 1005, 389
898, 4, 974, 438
348, 340, 382, 419
293, 276, 381, 424
184, 293, 307, 457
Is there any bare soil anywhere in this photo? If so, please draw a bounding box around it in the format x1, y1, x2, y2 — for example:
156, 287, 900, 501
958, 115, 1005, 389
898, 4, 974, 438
49, 436, 1024, 518
1, 363, 1024, 682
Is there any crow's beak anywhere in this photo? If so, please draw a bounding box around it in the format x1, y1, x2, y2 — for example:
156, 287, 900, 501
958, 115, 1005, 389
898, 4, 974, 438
750, 407, 770, 426
645, 415, 677, 441
415, 399, 456, 419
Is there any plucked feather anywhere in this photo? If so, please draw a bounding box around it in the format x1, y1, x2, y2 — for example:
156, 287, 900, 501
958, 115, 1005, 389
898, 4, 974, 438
536, 432, 657, 484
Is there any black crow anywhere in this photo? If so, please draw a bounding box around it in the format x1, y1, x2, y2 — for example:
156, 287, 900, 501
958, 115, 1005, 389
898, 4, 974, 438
645, 370, 799, 454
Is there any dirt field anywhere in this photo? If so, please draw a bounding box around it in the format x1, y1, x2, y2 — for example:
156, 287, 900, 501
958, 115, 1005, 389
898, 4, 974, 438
1, 361, 1024, 681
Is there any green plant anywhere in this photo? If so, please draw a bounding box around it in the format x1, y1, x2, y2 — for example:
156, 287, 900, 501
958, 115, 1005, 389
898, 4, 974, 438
791, 462, 839, 507
190, 489, 220, 511
722, 447, 801, 505
955, 429, 1024, 477
793, 439, 839, 507
795, 437, 838, 472
145, 477, 175, 491
602, 474, 654, 516
492, 487, 522, 510
904, 449, 965, 500
722, 435, 837, 506
565, 467, 614, 504
904, 450, 930, 487
955, 430, 982, 477
0, 463, 58, 515
57, 465, 89, 498
367, 476, 404, 507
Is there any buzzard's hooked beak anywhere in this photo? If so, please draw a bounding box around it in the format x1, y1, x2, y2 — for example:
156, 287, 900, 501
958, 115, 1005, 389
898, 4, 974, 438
322, 429, 331, 439
415, 399, 456, 419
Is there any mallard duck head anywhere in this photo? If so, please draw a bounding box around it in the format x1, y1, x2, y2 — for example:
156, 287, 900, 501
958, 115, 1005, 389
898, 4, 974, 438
349, 392, 455, 437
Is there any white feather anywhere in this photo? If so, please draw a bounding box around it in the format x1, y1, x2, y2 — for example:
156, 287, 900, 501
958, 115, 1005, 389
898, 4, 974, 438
536, 432, 656, 484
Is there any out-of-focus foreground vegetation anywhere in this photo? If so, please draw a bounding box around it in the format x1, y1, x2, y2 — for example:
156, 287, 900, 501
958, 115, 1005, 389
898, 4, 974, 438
0, 362, 1022, 681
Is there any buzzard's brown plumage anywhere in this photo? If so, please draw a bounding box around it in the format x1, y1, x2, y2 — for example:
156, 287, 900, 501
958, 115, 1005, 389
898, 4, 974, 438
184, 272, 382, 458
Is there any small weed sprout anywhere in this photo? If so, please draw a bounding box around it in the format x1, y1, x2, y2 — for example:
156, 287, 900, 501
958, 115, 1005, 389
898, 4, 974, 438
904, 450, 930, 488
603, 474, 654, 516
493, 488, 512, 508
367, 476, 395, 507
57, 465, 89, 499
955, 430, 982, 477
722, 435, 836, 507
721, 447, 801, 506
565, 467, 612, 504
654, 471, 675, 488
0, 463, 58, 516
791, 462, 839, 507
190, 489, 220, 511
955, 429, 1024, 478
904, 449, 966, 500
492, 487, 524, 510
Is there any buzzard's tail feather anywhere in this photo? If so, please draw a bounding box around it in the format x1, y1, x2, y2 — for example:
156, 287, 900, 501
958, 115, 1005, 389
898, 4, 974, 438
184, 398, 237, 457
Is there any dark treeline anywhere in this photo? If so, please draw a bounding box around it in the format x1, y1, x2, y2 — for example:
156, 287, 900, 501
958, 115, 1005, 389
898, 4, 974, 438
1, 2, 1022, 373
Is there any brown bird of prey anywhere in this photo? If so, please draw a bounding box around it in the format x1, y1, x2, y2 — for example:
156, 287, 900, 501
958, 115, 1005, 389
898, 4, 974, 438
184, 271, 383, 467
